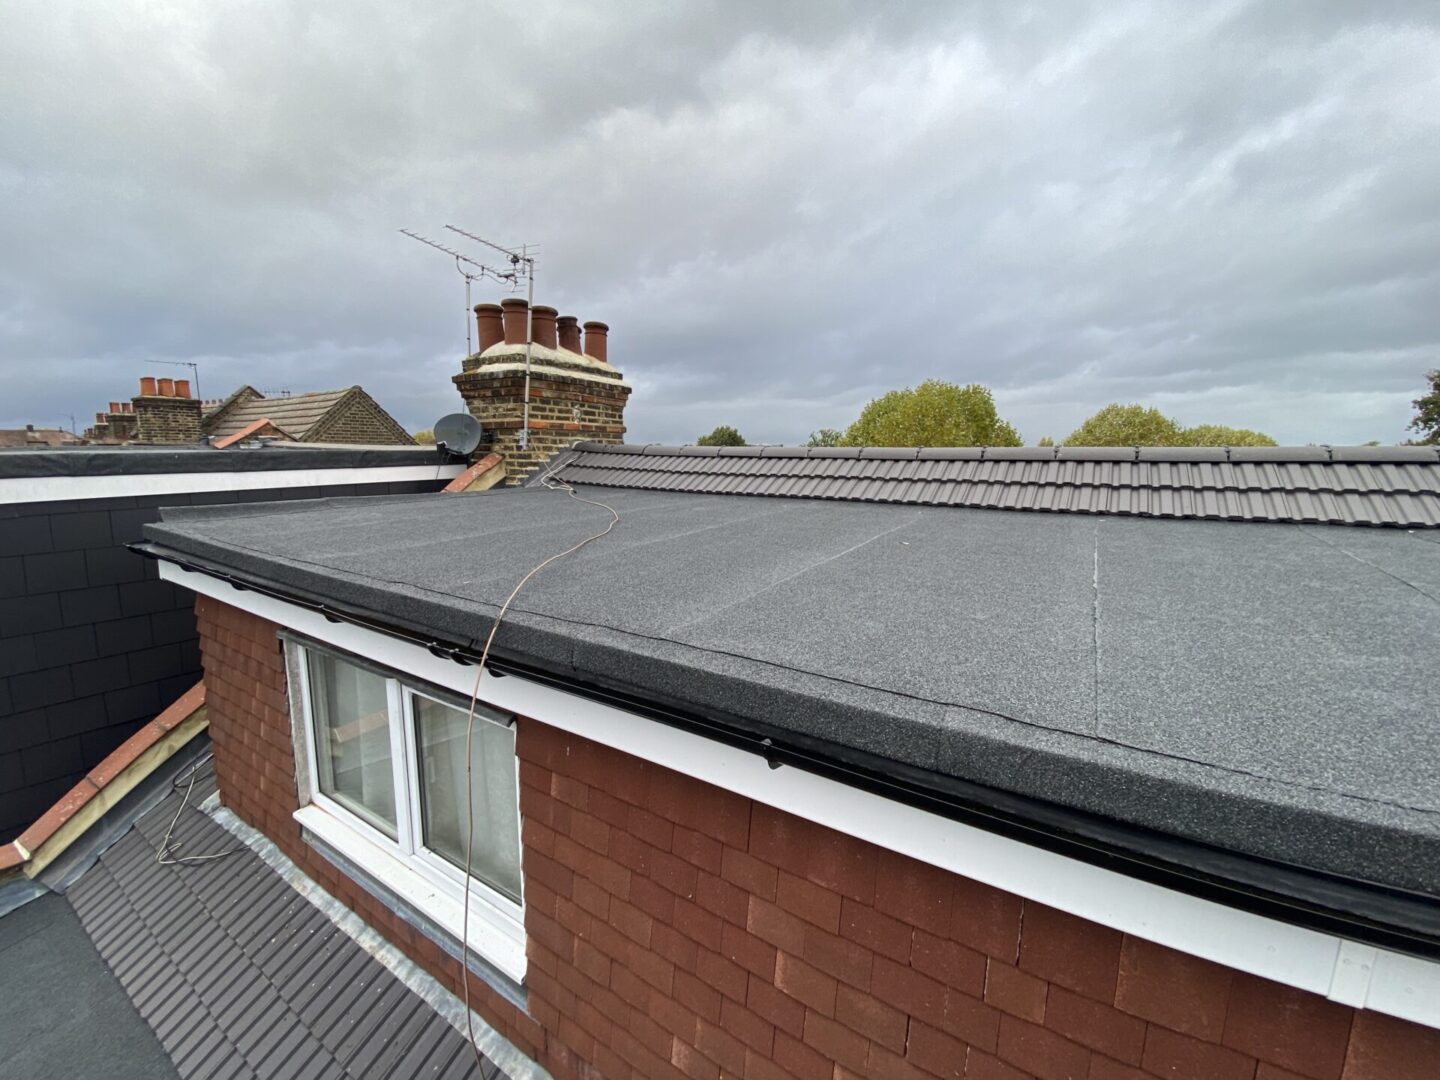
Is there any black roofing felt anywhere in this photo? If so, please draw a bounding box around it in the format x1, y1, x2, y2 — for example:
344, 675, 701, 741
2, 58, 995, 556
0, 444, 450, 480
0, 893, 180, 1080
141, 489, 1440, 902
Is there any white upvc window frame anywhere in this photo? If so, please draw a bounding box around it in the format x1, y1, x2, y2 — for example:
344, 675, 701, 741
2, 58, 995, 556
287, 639, 527, 983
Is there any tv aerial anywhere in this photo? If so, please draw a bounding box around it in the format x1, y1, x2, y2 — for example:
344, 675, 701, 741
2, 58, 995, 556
402, 224, 541, 450
399, 229, 530, 355
434, 412, 483, 457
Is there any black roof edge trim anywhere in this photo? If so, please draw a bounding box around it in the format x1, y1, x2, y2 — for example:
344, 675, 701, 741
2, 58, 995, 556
130, 540, 1440, 960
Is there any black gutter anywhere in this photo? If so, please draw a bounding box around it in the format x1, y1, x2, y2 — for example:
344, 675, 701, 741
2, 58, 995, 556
131, 540, 1440, 962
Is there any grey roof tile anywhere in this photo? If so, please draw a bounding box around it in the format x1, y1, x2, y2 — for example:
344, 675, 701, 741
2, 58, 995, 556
56, 775, 512, 1080
552, 444, 1440, 527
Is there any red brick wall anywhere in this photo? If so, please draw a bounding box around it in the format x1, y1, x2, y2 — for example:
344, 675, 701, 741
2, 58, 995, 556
196, 597, 1440, 1080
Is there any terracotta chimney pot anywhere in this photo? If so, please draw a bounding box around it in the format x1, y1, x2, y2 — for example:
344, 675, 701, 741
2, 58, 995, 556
140, 376, 158, 396
175, 379, 191, 399
582, 321, 609, 363
557, 315, 581, 353
474, 303, 504, 352
531, 305, 558, 349
109, 401, 120, 413
95, 412, 106, 424
500, 297, 529, 345
157, 377, 175, 397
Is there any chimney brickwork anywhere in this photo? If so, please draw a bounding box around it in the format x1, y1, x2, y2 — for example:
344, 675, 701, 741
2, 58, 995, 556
132, 376, 203, 444
453, 299, 631, 484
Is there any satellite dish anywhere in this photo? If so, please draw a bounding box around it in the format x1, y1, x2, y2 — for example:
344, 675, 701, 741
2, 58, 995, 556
434, 413, 483, 456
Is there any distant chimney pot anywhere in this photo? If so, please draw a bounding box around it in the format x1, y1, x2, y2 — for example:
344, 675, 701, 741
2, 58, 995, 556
157, 377, 175, 397
500, 298, 529, 345
96, 412, 106, 424
531, 305, 558, 349
140, 376, 158, 396
175, 379, 191, 399
557, 315, 581, 353
582, 321, 609, 363
474, 303, 504, 352
109, 401, 120, 413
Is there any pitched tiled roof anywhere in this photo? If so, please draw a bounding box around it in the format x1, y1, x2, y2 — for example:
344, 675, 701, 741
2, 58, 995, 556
57, 766, 508, 1079
206, 388, 356, 439
550, 443, 1440, 527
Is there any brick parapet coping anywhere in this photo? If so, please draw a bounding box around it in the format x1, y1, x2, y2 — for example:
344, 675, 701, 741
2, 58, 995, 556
0, 681, 207, 879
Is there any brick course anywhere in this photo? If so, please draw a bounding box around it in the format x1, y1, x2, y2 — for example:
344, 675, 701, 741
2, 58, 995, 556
453, 349, 631, 484
199, 597, 1440, 1080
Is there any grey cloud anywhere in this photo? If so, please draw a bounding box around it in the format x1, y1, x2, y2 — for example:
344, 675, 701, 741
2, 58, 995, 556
2, 0, 1437, 449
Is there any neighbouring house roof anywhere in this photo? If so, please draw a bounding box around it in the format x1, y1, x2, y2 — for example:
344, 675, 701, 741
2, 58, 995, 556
0, 427, 83, 448
551, 442, 1440, 527
210, 417, 298, 449
138, 478, 1440, 954
203, 386, 415, 445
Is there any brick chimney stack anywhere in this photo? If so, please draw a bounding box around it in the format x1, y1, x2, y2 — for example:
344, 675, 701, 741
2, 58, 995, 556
453, 298, 631, 484
132, 375, 202, 444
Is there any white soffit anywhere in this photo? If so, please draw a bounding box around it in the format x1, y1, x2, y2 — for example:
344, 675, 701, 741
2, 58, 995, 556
159, 560, 1440, 1032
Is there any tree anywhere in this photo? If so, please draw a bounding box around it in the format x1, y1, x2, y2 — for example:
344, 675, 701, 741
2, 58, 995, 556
1178, 424, 1276, 448
697, 425, 746, 446
1064, 404, 1276, 447
839, 380, 1021, 447
1037, 436, 1055, 447
413, 429, 435, 444
1409, 370, 1440, 445
806, 428, 842, 447
1065, 404, 1183, 447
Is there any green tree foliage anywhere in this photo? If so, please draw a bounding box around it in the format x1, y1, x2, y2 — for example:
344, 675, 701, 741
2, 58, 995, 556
1065, 404, 1183, 446
1177, 424, 1277, 448
1409, 370, 1440, 445
696, 425, 747, 446
1037, 436, 1055, 447
839, 380, 1021, 448
413, 429, 435, 444
806, 428, 843, 447
1065, 404, 1276, 447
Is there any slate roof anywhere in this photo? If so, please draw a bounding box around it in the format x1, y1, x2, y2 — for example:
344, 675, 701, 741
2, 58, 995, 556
1, 764, 508, 1079
206, 388, 357, 440
140, 488, 1440, 941
550, 443, 1440, 527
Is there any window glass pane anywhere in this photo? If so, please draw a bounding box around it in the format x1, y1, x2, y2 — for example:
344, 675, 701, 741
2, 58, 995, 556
308, 651, 397, 839
414, 695, 521, 902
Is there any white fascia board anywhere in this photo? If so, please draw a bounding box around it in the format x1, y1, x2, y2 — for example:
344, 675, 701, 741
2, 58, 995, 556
0, 463, 463, 505
159, 560, 1440, 1031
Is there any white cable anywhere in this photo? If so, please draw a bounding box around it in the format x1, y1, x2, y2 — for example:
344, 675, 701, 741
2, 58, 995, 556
155, 757, 241, 866
458, 464, 621, 1072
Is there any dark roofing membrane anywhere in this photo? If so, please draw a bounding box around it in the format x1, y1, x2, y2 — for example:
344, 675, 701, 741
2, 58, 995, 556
16, 765, 508, 1079
141, 489, 1440, 921
550, 442, 1440, 527
0, 443, 450, 480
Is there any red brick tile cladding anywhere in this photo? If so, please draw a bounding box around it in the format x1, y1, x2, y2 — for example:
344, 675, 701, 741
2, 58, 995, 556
199, 596, 1440, 1080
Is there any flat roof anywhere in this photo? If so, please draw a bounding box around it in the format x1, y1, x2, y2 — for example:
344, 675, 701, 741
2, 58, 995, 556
141, 487, 1440, 928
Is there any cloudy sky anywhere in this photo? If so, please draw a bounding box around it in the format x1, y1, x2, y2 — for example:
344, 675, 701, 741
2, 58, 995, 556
3, 1, 1437, 446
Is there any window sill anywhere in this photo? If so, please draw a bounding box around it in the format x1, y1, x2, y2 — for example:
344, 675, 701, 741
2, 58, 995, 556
294, 803, 527, 985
